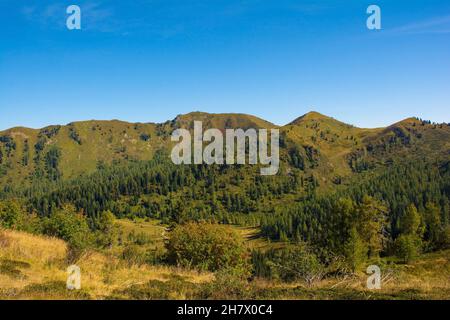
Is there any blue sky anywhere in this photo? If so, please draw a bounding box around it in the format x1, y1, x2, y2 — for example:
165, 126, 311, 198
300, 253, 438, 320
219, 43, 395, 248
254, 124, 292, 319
0, 0, 449, 130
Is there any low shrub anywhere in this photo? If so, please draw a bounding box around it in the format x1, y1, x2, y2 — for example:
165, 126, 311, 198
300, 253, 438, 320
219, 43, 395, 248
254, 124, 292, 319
166, 222, 250, 272
41, 205, 93, 258
254, 243, 325, 286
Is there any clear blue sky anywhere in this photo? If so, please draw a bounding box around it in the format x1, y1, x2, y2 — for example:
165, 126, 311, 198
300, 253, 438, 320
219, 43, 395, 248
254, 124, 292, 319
1, 0, 449, 130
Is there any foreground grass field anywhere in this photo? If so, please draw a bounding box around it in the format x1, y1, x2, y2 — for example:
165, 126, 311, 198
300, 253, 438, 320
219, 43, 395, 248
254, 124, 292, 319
1, 221, 449, 300
0, 228, 212, 299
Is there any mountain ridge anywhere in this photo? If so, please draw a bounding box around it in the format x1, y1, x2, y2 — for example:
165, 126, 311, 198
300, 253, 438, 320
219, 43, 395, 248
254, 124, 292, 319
1, 111, 449, 190
3, 111, 443, 134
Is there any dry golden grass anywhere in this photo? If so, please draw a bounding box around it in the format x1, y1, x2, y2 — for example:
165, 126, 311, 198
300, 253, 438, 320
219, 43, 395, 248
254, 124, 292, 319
0, 229, 67, 293
0, 229, 212, 300
0, 228, 67, 263
1, 228, 448, 300
252, 250, 450, 300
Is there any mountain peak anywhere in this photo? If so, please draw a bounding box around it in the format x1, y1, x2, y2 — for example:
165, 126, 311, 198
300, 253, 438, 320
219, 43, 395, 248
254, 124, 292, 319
288, 111, 341, 126
302, 111, 329, 119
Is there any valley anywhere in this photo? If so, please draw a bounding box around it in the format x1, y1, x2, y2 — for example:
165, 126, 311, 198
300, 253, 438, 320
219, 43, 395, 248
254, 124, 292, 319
1, 111, 449, 300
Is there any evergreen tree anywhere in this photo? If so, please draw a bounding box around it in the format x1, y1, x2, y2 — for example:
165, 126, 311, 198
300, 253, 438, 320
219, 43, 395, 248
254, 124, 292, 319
343, 227, 368, 272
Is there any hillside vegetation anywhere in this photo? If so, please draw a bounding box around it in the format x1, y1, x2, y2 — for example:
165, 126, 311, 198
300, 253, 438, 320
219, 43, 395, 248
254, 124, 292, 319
0, 112, 449, 300
2, 111, 448, 190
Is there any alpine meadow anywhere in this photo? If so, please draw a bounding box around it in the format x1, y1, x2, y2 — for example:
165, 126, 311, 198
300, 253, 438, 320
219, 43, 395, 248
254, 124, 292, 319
0, 111, 449, 299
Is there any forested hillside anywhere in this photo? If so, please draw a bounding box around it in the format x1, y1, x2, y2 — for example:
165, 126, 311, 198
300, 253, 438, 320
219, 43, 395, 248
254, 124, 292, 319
1, 112, 449, 299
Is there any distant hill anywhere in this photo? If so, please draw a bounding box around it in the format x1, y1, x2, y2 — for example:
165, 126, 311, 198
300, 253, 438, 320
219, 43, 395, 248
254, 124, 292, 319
0, 112, 449, 191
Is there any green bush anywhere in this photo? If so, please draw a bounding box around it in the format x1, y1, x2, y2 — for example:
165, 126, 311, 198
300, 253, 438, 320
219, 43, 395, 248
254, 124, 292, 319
0, 199, 41, 233
0, 200, 23, 229
166, 222, 249, 272
41, 205, 93, 255
91, 210, 117, 248
265, 244, 324, 286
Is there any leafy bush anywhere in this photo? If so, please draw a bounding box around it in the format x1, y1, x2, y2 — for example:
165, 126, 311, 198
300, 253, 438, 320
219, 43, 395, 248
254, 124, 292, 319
264, 244, 324, 286
0, 200, 40, 233
0, 200, 23, 229
166, 222, 249, 272
41, 205, 93, 255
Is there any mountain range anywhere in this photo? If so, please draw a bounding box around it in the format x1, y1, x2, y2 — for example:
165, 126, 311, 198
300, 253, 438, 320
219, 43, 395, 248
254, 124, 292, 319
1, 111, 449, 192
